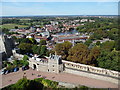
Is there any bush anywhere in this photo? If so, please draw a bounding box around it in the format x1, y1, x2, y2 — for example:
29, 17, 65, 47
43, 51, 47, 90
80, 85, 89, 89
41, 79, 58, 88
2, 77, 43, 90
23, 55, 29, 61
34, 78, 44, 83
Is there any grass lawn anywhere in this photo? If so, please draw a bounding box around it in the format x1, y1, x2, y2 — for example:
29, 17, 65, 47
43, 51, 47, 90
0, 24, 29, 29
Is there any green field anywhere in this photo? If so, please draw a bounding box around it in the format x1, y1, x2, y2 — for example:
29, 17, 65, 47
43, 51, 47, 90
0, 24, 29, 29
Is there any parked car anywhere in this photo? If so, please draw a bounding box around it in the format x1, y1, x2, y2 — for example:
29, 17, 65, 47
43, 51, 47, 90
5, 70, 10, 74
14, 67, 19, 72
0, 69, 6, 75
22, 65, 29, 71
10, 68, 14, 72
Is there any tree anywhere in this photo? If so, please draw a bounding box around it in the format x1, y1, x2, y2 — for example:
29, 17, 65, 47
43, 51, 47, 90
87, 46, 100, 66
28, 38, 37, 44
2, 77, 44, 90
67, 43, 89, 64
12, 36, 17, 41
23, 55, 29, 61
115, 38, 120, 51
84, 39, 92, 46
100, 41, 115, 51
40, 45, 47, 57
96, 41, 101, 46
32, 45, 40, 54
20, 38, 32, 44
13, 60, 20, 67
97, 51, 120, 71
55, 41, 72, 59
45, 50, 55, 57
15, 26, 18, 29
40, 39, 46, 45
18, 43, 33, 54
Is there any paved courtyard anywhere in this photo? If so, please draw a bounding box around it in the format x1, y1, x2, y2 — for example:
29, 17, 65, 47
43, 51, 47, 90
1, 68, 119, 88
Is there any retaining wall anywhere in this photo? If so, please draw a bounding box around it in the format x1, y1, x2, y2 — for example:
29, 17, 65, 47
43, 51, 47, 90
62, 60, 119, 84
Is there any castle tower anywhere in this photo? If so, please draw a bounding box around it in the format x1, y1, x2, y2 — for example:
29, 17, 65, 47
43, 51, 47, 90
0, 34, 7, 60
0, 33, 15, 60
48, 54, 63, 73
0, 34, 6, 53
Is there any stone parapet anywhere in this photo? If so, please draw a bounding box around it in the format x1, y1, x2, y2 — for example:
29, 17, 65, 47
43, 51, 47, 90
62, 60, 119, 78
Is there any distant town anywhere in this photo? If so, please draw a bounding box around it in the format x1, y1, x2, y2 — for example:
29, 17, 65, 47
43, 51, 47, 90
0, 15, 119, 89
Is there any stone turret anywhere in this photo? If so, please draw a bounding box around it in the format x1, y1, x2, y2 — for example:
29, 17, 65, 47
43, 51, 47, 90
48, 54, 63, 73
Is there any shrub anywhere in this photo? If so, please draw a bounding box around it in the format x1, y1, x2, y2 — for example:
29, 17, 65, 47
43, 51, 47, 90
23, 55, 29, 61
41, 79, 58, 88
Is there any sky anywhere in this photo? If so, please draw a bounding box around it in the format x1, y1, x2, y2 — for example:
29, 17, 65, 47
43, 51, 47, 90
1, 1, 118, 16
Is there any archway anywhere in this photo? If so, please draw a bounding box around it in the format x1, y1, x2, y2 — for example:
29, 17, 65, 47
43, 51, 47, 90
33, 64, 37, 70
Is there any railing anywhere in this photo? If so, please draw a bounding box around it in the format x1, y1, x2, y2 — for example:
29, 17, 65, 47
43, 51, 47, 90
62, 60, 119, 78
29, 58, 48, 64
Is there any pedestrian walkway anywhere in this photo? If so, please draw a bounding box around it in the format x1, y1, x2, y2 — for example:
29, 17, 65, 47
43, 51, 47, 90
1, 68, 119, 88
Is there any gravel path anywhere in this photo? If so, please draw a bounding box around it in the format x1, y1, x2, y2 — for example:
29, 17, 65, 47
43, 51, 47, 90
1, 68, 119, 88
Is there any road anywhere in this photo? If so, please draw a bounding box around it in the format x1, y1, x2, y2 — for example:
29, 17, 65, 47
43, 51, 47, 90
1, 68, 119, 89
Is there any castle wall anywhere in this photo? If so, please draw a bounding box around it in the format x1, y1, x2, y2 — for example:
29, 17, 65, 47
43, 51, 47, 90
29, 58, 48, 72
29, 55, 64, 73
37, 63, 48, 72
16, 53, 119, 84
62, 60, 119, 84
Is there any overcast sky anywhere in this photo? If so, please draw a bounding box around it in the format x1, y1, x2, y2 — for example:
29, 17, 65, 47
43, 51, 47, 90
1, 1, 118, 16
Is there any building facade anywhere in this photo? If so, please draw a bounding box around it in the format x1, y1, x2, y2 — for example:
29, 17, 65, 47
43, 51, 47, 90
28, 54, 63, 73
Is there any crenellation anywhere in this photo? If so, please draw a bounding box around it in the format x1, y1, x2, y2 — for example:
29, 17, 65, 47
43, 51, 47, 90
62, 60, 119, 79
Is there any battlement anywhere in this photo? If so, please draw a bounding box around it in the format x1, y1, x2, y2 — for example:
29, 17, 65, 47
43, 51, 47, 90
62, 60, 119, 78
49, 53, 61, 61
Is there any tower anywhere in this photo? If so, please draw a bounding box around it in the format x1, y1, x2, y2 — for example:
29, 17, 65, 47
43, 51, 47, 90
0, 34, 7, 60
0, 34, 15, 60
48, 54, 63, 73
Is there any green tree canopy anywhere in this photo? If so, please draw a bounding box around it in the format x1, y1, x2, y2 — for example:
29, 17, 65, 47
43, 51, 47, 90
55, 41, 72, 59
97, 51, 120, 71
87, 46, 100, 66
18, 43, 33, 54
40, 45, 47, 57
100, 41, 115, 51
67, 43, 89, 64
84, 39, 92, 46
40, 39, 47, 45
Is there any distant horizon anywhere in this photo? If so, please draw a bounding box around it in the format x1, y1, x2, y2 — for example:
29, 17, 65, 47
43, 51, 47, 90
1, 15, 118, 17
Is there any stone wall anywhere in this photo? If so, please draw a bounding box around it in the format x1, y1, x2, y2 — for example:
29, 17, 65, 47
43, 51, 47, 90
29, 54, 64, 73
62, 60, 119, 84
29, 58, 48, 72
58, 81, 79, 88
13, 52, 119, 84
12, 52, 24, 60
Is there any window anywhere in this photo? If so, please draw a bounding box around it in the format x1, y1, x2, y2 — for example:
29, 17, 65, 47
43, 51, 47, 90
53, 65, 54, 67
53, 70, 54, 71
48, 69, 49, 72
